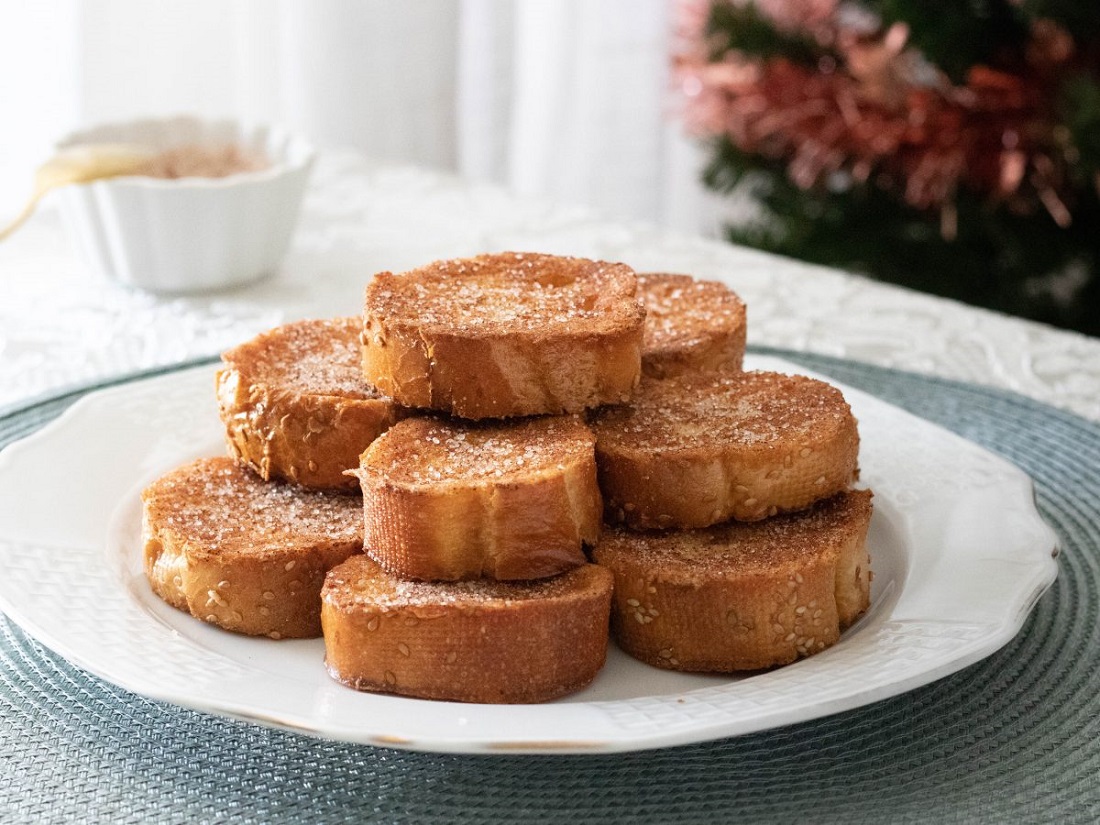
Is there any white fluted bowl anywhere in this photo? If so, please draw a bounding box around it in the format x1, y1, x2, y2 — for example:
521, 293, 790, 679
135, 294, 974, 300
54, 116, 315, 294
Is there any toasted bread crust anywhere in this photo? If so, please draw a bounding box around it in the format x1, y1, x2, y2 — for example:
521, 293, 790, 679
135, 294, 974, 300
352, 415, 601, 581
142, 457, 363, 638
217, 318, 399, 490
638, 273, 747, 378
591, 370, 860, 528
361, 252, 645, 419
593, 490, 873, 671
321, 556, 614, 703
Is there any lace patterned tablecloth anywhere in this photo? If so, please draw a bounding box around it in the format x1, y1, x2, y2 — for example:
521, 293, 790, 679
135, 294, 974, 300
2, 151, 1098, 420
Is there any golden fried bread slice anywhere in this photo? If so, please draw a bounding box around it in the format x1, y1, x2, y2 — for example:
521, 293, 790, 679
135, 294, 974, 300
321, 556, 614, 703
217, 317, 400, 490
351, 415, 601, 581
592, 489, 873, 672
638, 272, 747, 378
361, 252, 645, 419
142, 457, 362, 639
591, 370, 859, 528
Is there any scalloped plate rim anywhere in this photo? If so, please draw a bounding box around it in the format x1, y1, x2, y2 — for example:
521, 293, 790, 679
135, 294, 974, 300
0, 356, 1059, 753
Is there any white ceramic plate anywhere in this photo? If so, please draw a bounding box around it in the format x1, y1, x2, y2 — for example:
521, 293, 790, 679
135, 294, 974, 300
0, 356, 1058, 754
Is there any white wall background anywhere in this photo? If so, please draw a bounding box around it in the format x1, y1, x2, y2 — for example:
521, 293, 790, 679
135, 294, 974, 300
0, 0, 725, 235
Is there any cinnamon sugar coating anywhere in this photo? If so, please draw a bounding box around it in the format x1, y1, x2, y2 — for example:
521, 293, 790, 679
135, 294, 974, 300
593, 490, 873, 671
224, 317, 385, 399
322, 556, 614, 702
364, 415, 595, 486
638, 273, 747, 378
352, 415, 601, 581
138, 143, 270, 178
141, 457, 362, 638
143, 457, 361, 553
361, 252, 645, 419
369, 252, 641, 335
325, 555, 606, 611
218, 318, 399, 489
591, 370, 860, 527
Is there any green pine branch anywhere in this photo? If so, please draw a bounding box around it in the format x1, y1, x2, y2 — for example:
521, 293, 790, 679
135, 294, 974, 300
703, 138, 1100, 334
1061, 73, 1100, 184
861, 0, 1030, 82
705, 2, 829, 66
694, 5, 1100, 335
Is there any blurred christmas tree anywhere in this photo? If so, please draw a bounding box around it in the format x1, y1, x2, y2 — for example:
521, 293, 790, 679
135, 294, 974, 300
675, 0, 1100, 335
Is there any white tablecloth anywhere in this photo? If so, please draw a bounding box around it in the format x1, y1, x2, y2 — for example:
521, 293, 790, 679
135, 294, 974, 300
3, 152, 1098, 422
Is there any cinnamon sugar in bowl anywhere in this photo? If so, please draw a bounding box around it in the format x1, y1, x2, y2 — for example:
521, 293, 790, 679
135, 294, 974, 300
55, 116, 314, 293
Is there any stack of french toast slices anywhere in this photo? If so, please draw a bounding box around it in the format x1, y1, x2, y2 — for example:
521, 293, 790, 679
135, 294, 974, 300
141, 252, 872, 703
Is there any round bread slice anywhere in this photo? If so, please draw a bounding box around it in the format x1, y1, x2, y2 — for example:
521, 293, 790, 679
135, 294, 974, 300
142, 457, 363, 639
361, 252, 645, 419
351, 415, 601, 581
321, 555, 614, 703
638, 272, 747, 378
217, 317, 399, 490
591, 370, 860, 528
592, 489, 873, 672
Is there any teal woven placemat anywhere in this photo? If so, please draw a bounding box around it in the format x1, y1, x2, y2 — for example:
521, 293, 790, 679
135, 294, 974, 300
1, 350, 1097, 824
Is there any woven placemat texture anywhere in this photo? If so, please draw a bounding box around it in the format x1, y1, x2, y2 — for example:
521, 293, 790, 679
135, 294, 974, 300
0, 350, 1097, 824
